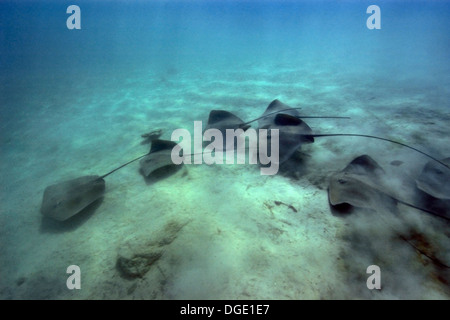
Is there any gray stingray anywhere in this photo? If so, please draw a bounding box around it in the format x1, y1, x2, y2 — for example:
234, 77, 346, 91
203, 110, 252, 152
264, 113, 315, 164
256, 100, 352, 163
41, 139, 183, 221
140, 139, 184, 177
204, 110, 251, 135
328, 155, 397, 211
416, 157, 450, 200
40, 175, 106, 221
328, 155, 450, 221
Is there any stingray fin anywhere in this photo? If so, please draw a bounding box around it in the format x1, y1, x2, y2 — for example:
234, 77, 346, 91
149, 139, 178, 154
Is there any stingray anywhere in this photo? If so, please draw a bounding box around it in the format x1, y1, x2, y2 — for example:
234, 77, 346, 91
40, 175, 106, 221
40, 139, 184, 221
414, 157, 450, 219
202, 110, 252, 152
330, 156, 450, 269
204, 110, 251, 135
139, 139, 183, 177
253, 99, 349, 163
416, 157, 450, 200
264, 113, 315, 164
328, 155, 398, 212
328, 155, 450, 221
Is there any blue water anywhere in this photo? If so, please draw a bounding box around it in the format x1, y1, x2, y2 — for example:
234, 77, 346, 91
1, 0, 449, 300
1, 1, 449, 125
2, 1, 449, 75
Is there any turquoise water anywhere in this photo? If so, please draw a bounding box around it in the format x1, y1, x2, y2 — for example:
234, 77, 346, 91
1, 0, 449, 299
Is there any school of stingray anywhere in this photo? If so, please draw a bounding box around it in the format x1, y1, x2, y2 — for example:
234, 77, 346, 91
40, 99, 450, 273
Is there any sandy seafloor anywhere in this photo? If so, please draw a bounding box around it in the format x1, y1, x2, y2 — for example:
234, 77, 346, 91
1, 60, 449, 299
1, 1, 450, 300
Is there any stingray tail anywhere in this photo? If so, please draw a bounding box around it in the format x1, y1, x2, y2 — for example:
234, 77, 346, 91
393, 197, 450, 222
311, 134, 450, 170
100, 153, 148, 179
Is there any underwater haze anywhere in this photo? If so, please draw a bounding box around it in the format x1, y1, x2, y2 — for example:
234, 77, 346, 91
1, 0, 449, 299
